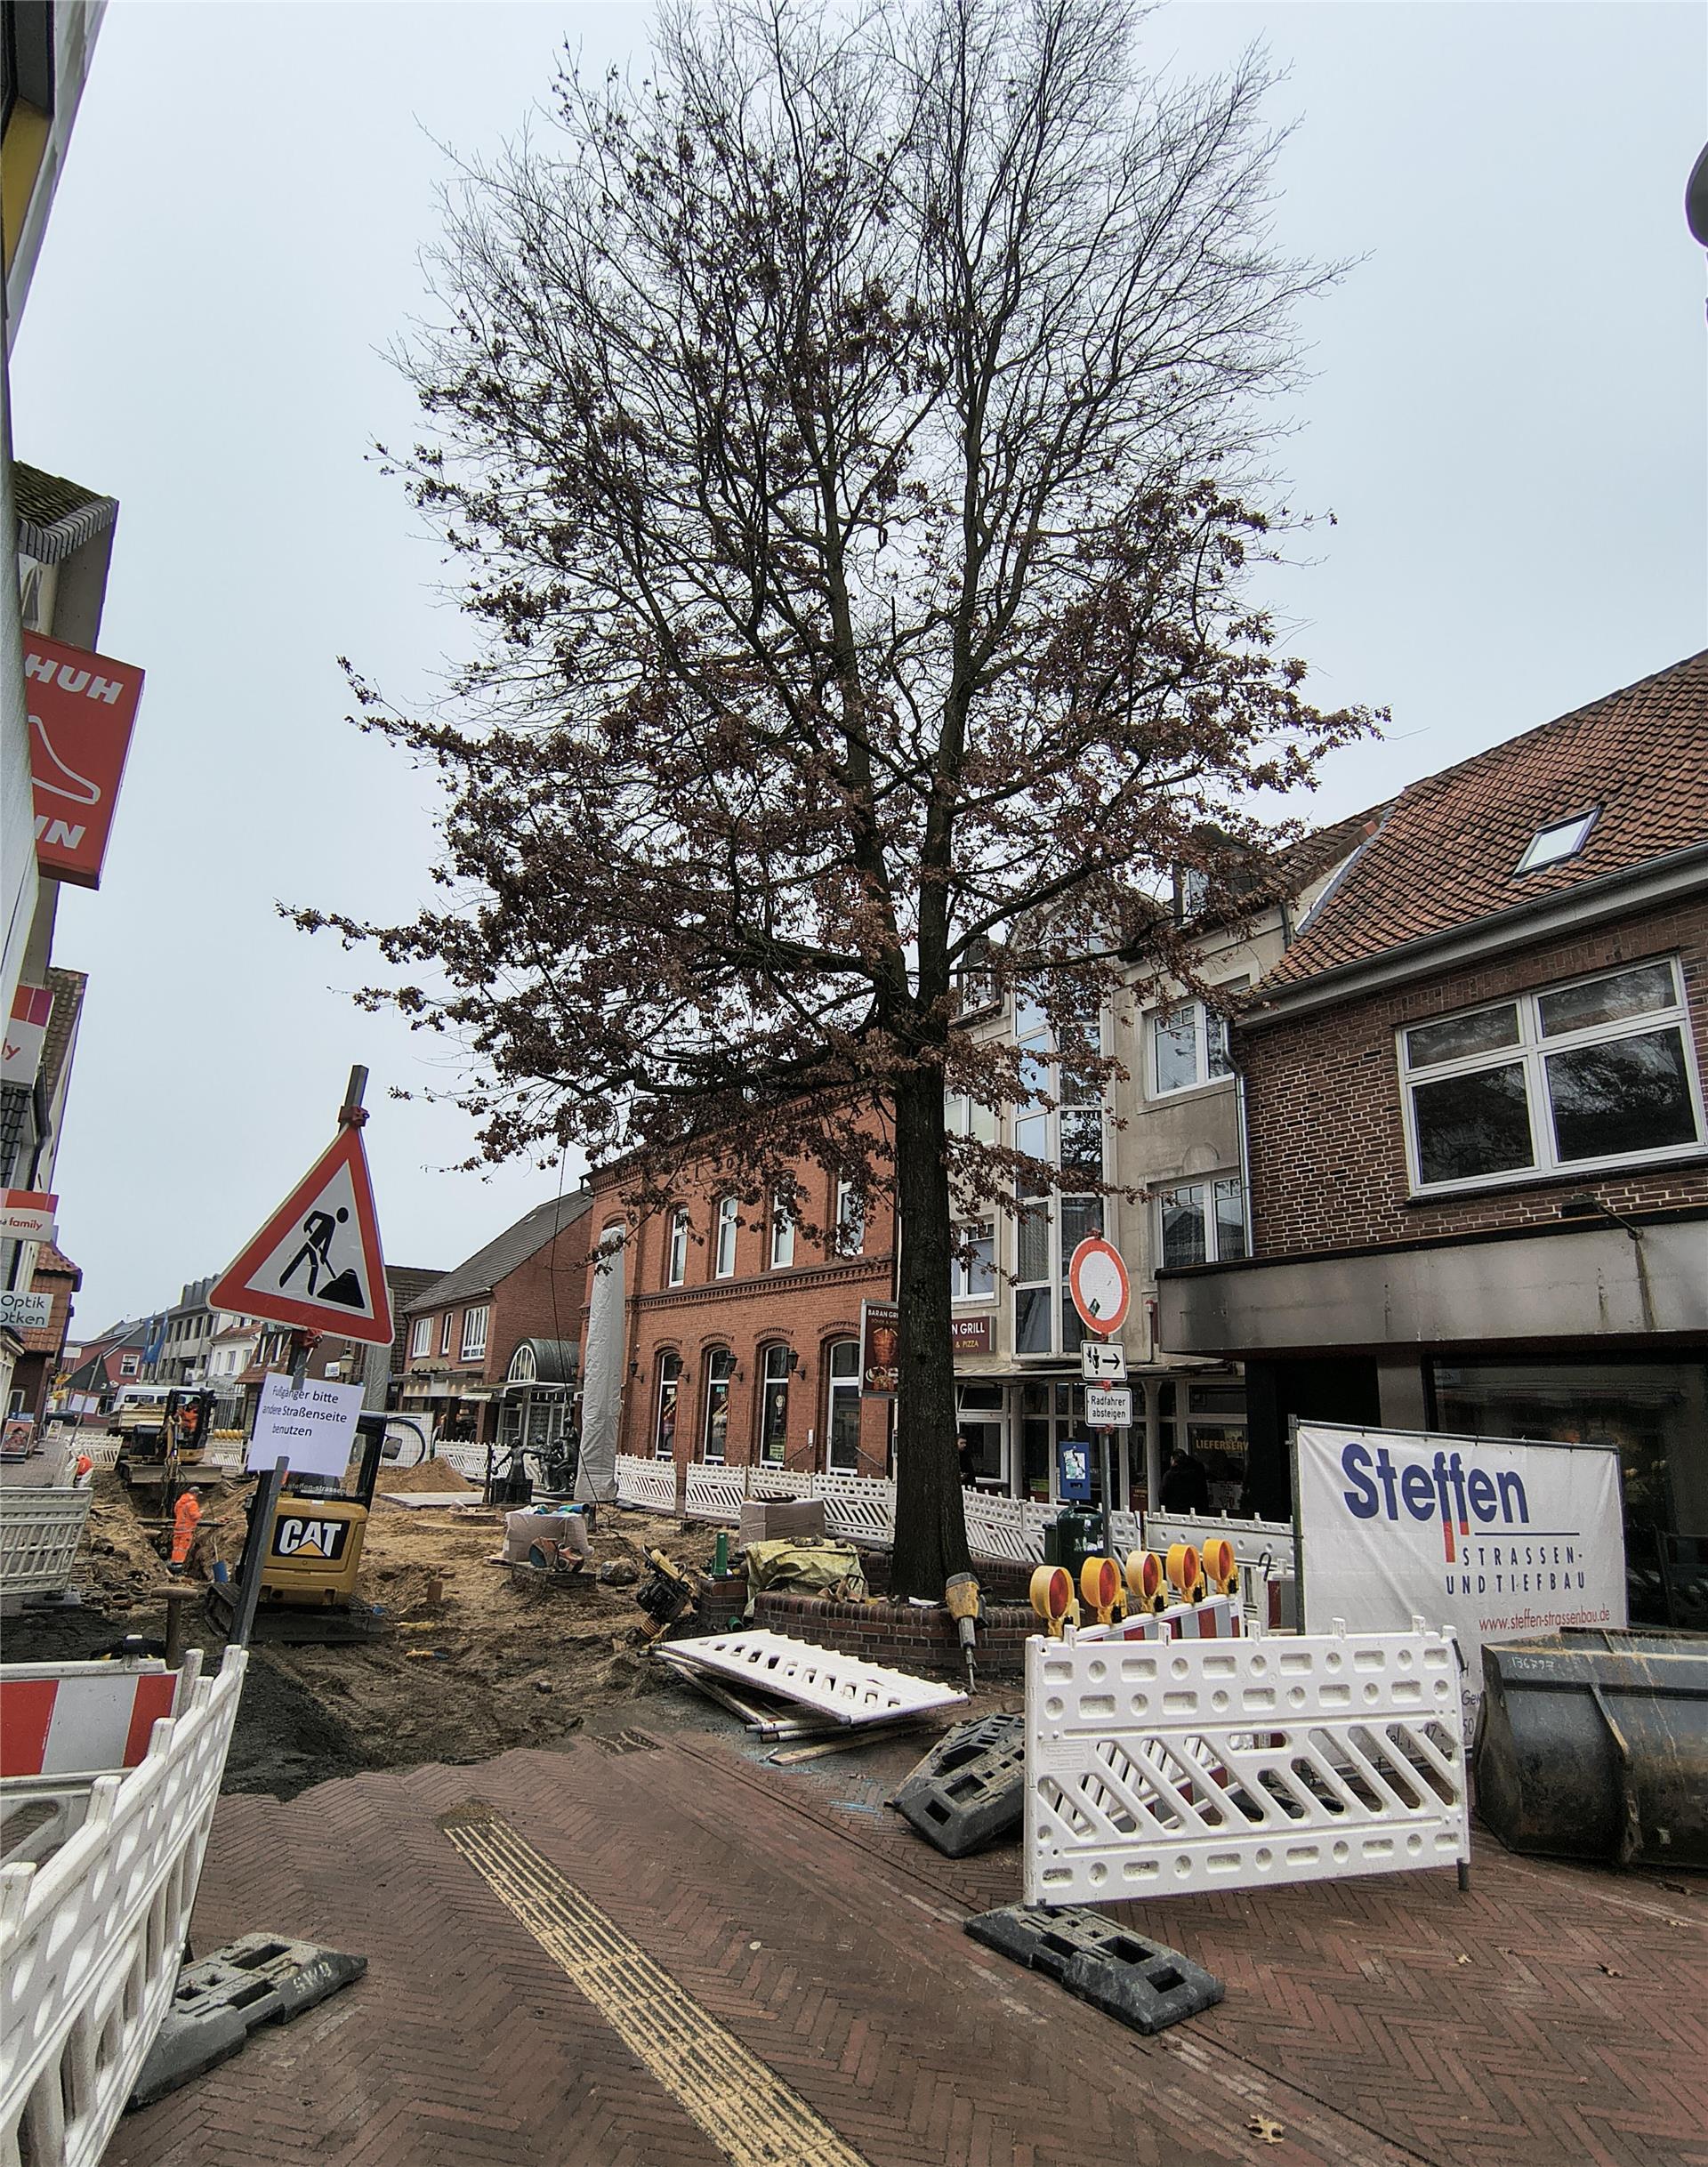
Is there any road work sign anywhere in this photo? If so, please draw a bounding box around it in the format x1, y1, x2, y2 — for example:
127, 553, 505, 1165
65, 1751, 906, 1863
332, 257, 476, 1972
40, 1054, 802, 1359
247, 1373, 365, 1480
209, 1124, 392, 1344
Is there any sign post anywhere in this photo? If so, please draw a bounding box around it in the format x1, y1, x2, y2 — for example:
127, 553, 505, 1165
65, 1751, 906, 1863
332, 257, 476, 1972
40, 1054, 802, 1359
1068, 1240, 1132, 1553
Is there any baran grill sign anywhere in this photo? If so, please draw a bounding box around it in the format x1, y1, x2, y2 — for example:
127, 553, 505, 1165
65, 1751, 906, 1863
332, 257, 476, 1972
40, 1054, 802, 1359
26, 633, 145, 889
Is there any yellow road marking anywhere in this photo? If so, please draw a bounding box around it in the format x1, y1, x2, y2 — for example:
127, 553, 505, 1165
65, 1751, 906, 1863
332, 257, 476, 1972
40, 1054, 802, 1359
441, 1804, 873, 2167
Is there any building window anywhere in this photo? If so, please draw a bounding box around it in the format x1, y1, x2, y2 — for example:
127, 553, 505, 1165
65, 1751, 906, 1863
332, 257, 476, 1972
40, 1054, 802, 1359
666, 1208, 689, 1288
1516, 810, 1597, 874
713, 1196, 738, 1278
833, 1179, 865, 1258
1150, 995, 1236, 1096
461, 1306, 489, 1362
654, 1352, 681, 1460
410, 1317, 431, 1358
1400, 958, 1703, 1194
945, 1089, 1000, 1147
119, 1355, 139, 1378
1158, 1178, 1247, 1269
759, 1344, 790, 1464
769, 1197, 795, 1269
951, 1220, 996, 1301
439, 1312, 453, 1356
702, 1349, 735, 1462
954, 939, 1002, 1018
1011, 983, 1106, 1357
826, 1340, 861, 1472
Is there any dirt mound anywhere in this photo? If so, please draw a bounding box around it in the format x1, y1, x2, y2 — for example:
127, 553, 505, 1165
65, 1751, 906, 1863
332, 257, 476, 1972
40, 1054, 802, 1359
382, 1458, 476, 1495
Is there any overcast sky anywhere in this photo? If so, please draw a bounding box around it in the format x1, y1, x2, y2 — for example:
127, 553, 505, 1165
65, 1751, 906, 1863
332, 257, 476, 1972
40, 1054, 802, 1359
15, 0, 1704, 1337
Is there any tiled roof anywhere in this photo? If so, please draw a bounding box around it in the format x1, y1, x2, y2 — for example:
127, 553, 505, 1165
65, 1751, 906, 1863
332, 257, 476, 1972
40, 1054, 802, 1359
1253, 652, 1708, 998
406, 1191, 592, 1314
32, 1242, 80, 1282
12, 462, 118, 564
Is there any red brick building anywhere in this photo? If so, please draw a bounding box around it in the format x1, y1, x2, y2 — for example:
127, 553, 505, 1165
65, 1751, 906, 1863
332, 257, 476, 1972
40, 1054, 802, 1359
401, 1194, 594, 1446
585, 1144, 897, 1480
1159, 652, 1708, 1617
9, 1240, 80, 1422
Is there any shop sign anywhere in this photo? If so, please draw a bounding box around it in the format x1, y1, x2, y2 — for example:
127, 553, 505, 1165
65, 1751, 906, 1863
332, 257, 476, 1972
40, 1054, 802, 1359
3, 985, 52, 1086
859, 1299, 899, 1397
26, 632, 145, 889
1294, 1419, 1627, 1715
0, 1190, 57, 1244
0, 1288, 53, 1333
950, 1314, 991, 1355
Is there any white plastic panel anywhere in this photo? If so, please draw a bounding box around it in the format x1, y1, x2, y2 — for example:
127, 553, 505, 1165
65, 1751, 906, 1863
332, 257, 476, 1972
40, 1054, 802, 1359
0, 1487, 92, 1598
1, 1647, 249, 2167
1024, 1623, 1469, 1907
665, 1630, 965, 1726
1141, 1510, 1296, 1579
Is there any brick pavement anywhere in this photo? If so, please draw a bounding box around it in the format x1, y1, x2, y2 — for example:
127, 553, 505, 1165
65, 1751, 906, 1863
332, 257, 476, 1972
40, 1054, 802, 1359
109, 1712, 1708, 2167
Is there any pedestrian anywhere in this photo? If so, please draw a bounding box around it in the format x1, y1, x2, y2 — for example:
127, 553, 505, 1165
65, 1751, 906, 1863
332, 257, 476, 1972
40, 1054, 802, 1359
1158, 1445, 1211, 1514
955, 1430, 977, 1488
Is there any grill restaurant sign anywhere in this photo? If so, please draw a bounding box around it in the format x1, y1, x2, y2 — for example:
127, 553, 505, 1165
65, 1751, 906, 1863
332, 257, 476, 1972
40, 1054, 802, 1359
1294, 1421, 1626, 1698
26, 632, 145, 889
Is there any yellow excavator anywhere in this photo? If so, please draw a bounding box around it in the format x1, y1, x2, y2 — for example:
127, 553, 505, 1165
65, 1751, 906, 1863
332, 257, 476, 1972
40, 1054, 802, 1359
206, 1413, 390, 1643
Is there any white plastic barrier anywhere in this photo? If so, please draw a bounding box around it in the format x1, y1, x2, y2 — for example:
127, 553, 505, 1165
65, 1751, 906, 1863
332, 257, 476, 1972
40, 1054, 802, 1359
436, 1443, 489, 1483
814, 1472, 897, 1550
962, 1491, 1049, 1566
1024, 1619, 1470, 1907
1, 1647, 249, 2167
1142, 1509, 1296, 1580
616, 1455, 678, 1512
0, 1487, 93, 1599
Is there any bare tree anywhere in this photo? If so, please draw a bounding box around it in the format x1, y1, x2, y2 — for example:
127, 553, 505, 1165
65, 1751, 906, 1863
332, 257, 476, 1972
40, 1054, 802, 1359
296, 0, 1374, 1596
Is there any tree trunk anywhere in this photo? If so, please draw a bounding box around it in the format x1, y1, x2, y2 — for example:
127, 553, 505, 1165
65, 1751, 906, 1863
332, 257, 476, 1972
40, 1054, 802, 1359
889, 1063, 972, 1599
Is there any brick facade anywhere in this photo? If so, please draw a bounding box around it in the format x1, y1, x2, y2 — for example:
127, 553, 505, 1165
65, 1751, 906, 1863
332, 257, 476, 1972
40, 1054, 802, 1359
591, 1148, 898, 1480
404, 1214, 594, 1438
1239, 897, 1708, 1258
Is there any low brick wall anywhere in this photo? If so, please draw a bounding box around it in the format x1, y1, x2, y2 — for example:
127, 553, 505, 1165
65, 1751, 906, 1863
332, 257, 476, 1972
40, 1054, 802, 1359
752, 1590, 1038, 1679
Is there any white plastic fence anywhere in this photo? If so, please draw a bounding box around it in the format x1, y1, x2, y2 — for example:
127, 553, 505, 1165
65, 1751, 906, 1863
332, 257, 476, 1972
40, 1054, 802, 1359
1023, 1619, 1469, 1907
0, 1487, 93, 1599
1142, 1510, 1296, 1580
1, 1647, 250, 2167
435, 1443, 489, 1483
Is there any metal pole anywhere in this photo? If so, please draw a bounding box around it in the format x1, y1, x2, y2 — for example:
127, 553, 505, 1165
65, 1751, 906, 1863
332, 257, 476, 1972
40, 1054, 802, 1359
229, 1460, 288, 1650
340, 1065, 368, 1126
1098, 1430, 1115, 1559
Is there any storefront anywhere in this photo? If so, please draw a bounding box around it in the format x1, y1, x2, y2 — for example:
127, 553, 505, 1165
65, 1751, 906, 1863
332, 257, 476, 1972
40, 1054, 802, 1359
495, 1338, 580, 1461
953, 1365, 1250, 1510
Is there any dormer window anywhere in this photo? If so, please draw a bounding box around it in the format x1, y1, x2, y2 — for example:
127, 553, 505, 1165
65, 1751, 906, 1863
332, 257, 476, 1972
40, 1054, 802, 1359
1516, 810, 1597, 874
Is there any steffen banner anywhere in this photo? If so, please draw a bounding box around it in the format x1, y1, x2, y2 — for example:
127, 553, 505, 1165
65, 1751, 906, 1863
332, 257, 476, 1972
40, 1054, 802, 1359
1295, 1422, 1626, 1700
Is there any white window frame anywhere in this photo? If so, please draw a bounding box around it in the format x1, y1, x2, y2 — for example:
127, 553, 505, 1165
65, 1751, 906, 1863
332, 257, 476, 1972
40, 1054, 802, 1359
461, 1305, 489, 1363
951, 1220, 997, 1302
654, 1351, 681, 1460
1516, 810, 1597, 874
769, 1196, 795, 1270
1148, 991, 1238, 1099
439, 1312, 453, 1356
1398, 956, 1706, 1197
666, 1207, 689, 1288
826, 1339, 861, 1472
832, 1179, 865, 1258
410, 1317, 431, 1358
758, 1343, 791, 1464
119, 1354, 139, 1378
713, 1196, 738, 1278
1156, 1176, 1247, 1270
702, 1348, 735, 1462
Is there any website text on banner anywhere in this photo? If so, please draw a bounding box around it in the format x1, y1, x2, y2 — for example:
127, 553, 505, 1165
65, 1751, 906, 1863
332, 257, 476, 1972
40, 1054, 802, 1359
1293, 1420, 1626, 1704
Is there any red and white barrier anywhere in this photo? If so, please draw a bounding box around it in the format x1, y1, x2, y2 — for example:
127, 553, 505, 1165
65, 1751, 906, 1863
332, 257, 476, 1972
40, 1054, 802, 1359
0, 1659, 185, 1781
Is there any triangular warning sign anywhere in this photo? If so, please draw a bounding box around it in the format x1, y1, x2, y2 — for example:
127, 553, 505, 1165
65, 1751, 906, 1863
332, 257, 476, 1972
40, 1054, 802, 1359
208, 1124, 393, 1344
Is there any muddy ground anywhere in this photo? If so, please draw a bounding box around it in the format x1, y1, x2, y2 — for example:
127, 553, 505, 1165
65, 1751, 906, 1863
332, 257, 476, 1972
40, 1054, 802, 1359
6, 1469, 725, 1799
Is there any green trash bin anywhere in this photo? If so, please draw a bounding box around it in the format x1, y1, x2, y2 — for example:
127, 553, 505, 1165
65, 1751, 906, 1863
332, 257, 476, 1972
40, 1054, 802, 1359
1043, 1506, 1106, 1588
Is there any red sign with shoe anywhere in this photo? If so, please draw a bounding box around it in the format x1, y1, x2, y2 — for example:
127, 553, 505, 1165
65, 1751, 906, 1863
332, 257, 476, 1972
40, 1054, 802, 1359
25, 632, 145, 889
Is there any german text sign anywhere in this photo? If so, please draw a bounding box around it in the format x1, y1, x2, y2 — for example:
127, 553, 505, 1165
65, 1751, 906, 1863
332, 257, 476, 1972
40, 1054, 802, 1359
1084, 1385, 1132, 1429
1294, 1421, 1626, 1704
247, 1374, 364, 1481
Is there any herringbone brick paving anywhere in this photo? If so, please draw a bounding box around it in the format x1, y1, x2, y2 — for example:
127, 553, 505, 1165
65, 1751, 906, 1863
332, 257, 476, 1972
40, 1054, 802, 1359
108, 1714, 1707, 2167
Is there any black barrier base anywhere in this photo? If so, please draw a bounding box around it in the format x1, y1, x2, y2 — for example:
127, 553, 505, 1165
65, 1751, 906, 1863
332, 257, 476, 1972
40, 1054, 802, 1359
890, 1712, 1026, 1857
964, 1905, 1224, 2035
129, 1934, 367, 2109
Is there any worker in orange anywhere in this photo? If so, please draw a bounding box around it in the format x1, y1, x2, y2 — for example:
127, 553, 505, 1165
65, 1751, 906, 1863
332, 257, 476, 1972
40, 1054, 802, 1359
169, 1491, 202, 1571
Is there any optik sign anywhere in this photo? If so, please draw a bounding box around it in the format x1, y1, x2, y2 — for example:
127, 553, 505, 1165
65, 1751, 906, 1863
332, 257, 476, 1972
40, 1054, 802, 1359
1294, 1421, 1627, 1710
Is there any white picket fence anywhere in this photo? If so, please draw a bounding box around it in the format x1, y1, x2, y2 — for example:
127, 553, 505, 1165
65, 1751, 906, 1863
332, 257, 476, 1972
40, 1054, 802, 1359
0, 1487, 93, 1600
616, 1456, 1285, 1585
1, 1647, 250, 2167
1023, 1619, 1470, 1907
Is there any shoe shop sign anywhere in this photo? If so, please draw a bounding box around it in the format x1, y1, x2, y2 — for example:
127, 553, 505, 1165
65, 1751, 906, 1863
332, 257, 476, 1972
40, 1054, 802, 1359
26, 632, 145, 890
1293, 1419, 1626, 1710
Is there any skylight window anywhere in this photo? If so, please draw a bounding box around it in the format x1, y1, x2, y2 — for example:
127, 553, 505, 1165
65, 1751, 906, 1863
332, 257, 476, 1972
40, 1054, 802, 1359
1515, 810, 1598, 874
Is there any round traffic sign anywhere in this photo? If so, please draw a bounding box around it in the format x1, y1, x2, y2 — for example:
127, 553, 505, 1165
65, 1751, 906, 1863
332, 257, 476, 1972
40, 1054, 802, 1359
1067, 1235, 1130, 1335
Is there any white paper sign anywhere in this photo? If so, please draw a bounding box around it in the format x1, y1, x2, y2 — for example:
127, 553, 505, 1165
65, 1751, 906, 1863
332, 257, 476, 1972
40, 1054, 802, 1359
1295, 1421, 1627, 1709
246, 1373, 365, 1480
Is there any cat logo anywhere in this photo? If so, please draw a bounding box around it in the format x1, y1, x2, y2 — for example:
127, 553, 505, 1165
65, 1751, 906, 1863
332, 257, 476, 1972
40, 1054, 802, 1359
270, 1515, 350, 1563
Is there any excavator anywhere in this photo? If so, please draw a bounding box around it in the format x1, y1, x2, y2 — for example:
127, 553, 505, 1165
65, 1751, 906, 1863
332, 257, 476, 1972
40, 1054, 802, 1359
205, 1411, 391, 1643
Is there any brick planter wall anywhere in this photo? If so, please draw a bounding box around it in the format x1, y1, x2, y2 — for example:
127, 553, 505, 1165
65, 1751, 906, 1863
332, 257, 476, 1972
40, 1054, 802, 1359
752, 1590, 1037, 1679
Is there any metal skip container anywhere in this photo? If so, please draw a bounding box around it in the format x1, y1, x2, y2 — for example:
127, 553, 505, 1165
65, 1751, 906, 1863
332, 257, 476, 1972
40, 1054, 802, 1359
1476, 1628, 1708, 1869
